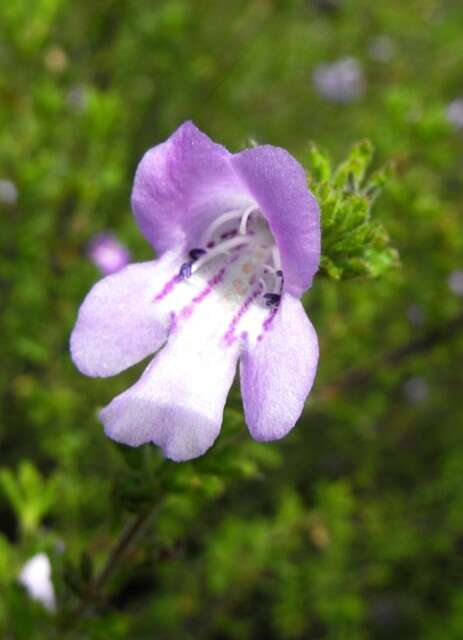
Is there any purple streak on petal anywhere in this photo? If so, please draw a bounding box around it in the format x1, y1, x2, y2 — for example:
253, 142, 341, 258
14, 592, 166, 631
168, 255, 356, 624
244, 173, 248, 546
179, 267, 226, 321
169, 311, 177, 333
100, 296, 240, 461
153, 273, 182, 301
192, 268, 226, 302
240, 293, 319, 441
230, 146, 320, 298
256, 305, 280, 342
223, 287, 262, 346
87, 233, 131, 276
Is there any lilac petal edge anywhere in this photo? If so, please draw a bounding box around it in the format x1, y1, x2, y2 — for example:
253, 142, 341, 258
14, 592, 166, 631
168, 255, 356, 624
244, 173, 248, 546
240, 293, 319, 441
230, 145, 321, 298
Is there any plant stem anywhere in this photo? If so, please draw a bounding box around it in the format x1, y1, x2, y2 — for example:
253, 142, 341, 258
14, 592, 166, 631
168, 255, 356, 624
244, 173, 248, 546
72, 508, 155, 621
95, 510, 151, 591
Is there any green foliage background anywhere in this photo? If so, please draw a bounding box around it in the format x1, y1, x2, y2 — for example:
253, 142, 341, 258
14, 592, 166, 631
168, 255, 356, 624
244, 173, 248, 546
1, 0, 463, 638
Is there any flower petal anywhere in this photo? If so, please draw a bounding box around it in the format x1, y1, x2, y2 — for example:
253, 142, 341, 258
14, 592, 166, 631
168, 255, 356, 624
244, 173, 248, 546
230, 145, 320, 297
70, 253, 181, 377
19, 553, 56, 612
239, 293, 318, 441
100, 298, 240, 461
131, 121, 252, 255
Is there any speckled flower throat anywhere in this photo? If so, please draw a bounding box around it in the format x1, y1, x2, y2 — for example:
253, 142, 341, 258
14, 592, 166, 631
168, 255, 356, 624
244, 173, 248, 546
173, 206, 284, 343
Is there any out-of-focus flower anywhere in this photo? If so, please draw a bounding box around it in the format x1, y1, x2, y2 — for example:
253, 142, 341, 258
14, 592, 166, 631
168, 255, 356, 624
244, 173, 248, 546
0, 179, 18, 206
406, 304, 424, 327
448, 270, 463, 296
18, 553, 56, 612
403, 377, 429, 403
67, 84, 89, 112
446, 99, 463, 130
368, 36, 395, 63
87, 233, 131, 276
71, 122, 320, 461
313, 57, 365, 103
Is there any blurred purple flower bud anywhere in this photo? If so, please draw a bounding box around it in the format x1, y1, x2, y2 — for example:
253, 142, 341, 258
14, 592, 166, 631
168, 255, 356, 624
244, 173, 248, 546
406, 304, 424, 327
88, 233, 131, 276
448, 270, 463, 296
313, 57, 365, 103
0, 179, 18, 205
446, 99, 463, 130
368, 36, 395, 63
403, 377, 428, 403
67, 84, 89, 112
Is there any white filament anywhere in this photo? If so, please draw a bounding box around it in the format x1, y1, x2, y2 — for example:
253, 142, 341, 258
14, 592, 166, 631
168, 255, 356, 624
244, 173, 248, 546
239, 205, 257, 235
272, 246, 282, 271
200, 208, 243, 245
191, 236, 251, 274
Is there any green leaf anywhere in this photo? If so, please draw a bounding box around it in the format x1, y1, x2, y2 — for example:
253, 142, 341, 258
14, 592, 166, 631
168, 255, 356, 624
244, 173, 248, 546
0, 462, 57, 536
307, 142, 399, 280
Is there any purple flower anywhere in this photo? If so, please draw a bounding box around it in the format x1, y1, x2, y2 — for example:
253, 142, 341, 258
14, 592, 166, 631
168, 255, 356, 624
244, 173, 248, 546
403, 377, 428, 403
446, 99, 463, 130
368, 36, 395, 63
87, 233, 131, 275
0, 179, 18, 206
448, 270, 463, 296
71, 122, 320, 461
313, 57, 364, 104
406, 303, 424, 327
19, 553, 56, 612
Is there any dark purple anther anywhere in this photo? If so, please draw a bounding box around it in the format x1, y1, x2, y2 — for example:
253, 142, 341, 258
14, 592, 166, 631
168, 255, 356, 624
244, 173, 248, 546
276, 270, 283, 277
179, 262, 192, 279
263, 293, 281, 307
189, 248, 206, 261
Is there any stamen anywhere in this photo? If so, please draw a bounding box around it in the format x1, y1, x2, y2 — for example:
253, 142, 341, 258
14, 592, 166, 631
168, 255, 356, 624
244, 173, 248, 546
191, 236, 251, 274
189, 248, 206, 261
259, 261, 284, 296
220, 229, 237, 240
179, 262, 192, 279
272, 247, 282, 271
200, 208, 245, 244
178, 204, 285, 325
239, 205, 256, 235
200, 205, 258, 246
263, 293, 281, 307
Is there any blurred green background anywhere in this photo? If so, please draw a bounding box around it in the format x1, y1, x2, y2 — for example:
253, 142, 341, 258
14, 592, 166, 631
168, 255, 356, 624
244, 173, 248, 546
1, 0, 463, 638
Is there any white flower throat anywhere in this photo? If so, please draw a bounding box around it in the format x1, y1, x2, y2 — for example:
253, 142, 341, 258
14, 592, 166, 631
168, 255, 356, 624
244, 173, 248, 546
179, 206, 284, 309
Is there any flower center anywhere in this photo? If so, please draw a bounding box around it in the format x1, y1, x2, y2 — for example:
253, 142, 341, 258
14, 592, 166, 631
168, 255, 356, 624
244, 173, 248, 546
178, 206, 283, 308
